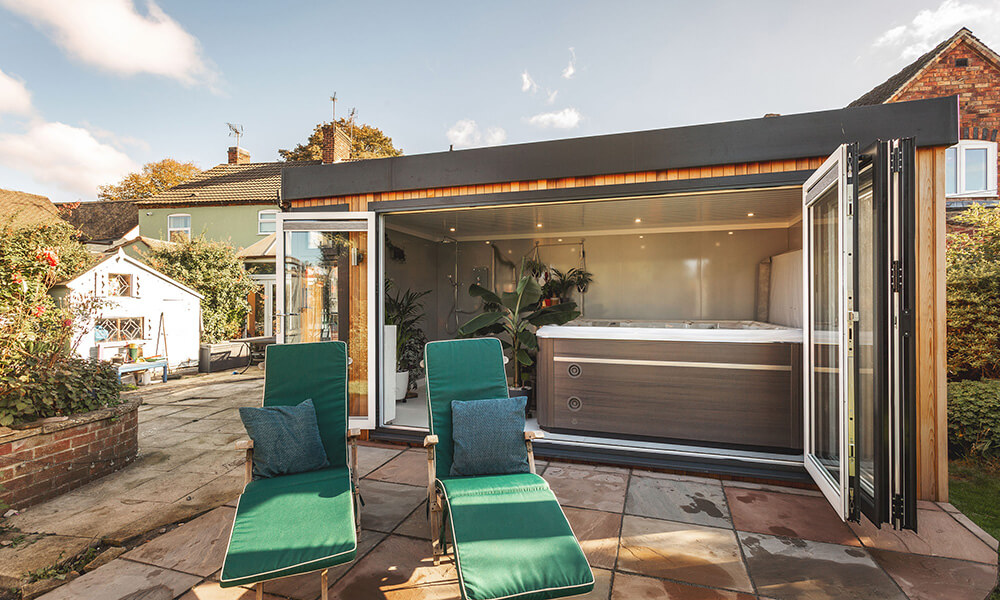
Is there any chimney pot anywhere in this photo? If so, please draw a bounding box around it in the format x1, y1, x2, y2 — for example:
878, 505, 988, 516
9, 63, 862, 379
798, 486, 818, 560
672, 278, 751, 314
228, 146, 251, 164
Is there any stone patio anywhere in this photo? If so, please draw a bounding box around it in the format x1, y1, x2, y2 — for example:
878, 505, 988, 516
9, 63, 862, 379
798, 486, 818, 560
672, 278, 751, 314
1, 371, 997, 599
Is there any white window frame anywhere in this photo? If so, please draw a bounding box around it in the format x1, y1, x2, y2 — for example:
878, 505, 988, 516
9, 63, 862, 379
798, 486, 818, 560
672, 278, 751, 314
946, 140, 998, 198
167, 213, 191, 241
258, 209, 278, 235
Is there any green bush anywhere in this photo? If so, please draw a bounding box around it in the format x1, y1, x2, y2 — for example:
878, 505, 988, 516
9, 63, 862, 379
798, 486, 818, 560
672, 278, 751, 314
947, 205, 1000, 379
0, 357, 122, 426
948, 379, 1000, 458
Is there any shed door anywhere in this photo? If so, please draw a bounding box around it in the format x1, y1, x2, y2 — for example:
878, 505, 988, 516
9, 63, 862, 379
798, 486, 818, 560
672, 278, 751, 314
803, 141, 916, 529
276, 212, 377, 430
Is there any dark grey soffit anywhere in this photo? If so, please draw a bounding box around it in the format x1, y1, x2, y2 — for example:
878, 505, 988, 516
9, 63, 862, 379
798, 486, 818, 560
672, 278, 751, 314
282, 95, 959, 202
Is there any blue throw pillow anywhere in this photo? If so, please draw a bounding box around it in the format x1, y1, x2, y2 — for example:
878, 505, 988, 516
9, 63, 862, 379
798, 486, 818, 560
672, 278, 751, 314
239, 399, 330, 479
450, 396, 529, 477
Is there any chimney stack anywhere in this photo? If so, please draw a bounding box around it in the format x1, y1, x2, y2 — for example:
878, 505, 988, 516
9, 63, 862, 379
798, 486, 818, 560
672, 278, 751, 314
321, 123, 351, 164
228, 146, 251, 165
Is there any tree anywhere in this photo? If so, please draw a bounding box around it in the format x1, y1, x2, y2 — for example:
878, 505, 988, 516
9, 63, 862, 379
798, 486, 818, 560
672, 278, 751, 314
98, 159, 202, 202
143, 236, 258, 343
279, 118, 403, 162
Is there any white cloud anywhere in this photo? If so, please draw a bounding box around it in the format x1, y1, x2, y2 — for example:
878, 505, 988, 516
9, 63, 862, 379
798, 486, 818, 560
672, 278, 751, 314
546, 90, 558, 105
521, 70, 538, 93
527, 107, 582, 129
562, 47, 577, 79
0, 68, 33, 116
874, 0, 997, 60
0, 121, 137, 197
446, 119, 507, 148
0, 0, 215, 86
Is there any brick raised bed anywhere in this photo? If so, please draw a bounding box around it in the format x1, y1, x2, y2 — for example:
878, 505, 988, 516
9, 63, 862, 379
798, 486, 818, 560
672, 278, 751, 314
0, 396, 141, 509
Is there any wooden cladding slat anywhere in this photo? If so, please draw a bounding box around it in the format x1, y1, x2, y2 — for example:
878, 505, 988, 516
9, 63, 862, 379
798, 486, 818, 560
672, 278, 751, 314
287, 157, 827, 210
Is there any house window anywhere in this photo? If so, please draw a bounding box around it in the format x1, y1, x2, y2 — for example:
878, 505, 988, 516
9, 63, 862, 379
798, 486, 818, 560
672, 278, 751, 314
108, 273, 133, 297
946, 140, 998, 197
258, 210, 278, 235
167, 214, 191, 241
94, 317, 144, 342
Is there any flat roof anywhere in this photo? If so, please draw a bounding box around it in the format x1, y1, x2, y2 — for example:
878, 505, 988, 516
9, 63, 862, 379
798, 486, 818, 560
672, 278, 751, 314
282, 95, 959, 202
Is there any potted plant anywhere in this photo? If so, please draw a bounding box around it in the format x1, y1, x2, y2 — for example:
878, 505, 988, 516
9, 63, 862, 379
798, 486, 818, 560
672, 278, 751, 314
458, 263, 580, 413
384, 282, 430, 401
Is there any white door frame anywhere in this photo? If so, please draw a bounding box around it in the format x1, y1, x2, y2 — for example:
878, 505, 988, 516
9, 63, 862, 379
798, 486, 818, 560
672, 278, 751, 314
802, 146, 852, 519
276, 211, 377, 430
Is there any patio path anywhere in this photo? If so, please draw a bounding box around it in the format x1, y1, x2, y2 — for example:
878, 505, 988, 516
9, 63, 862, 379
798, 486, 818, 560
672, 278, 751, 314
36, 446, 1000, 600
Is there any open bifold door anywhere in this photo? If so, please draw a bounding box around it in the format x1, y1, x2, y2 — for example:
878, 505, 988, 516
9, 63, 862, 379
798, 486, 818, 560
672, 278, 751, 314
802, 139, 917, 530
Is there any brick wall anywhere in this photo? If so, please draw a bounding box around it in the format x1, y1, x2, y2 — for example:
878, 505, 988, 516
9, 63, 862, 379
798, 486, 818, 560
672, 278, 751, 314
321, 124, 352, 164
0, 398, 140, 510
891, 37, 1000, 200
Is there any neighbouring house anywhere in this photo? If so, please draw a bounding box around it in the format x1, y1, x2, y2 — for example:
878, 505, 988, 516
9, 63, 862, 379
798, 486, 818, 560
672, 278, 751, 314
136, 125, 351, 336
55, 199, 139, 251
0, 187, 61, 228
49, 249, 202, 369
850, 27, 1000, 210
276, 96, 957, 533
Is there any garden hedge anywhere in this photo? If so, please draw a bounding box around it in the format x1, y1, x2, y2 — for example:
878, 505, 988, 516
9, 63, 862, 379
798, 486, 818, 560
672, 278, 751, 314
948, 379, 1000, 458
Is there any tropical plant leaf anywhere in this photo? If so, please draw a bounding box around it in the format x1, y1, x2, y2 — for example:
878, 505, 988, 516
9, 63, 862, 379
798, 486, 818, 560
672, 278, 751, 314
457, 311, 504, 337
517, 329, 538, 350
526, 302, 580, 326
468, 284, 502, 306
515, 349, 533, 366
501, 291, 520, 313
519, 276, 542, 308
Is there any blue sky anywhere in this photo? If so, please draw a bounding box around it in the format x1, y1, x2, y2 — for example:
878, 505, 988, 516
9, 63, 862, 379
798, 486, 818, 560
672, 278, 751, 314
0, 0, 998, 202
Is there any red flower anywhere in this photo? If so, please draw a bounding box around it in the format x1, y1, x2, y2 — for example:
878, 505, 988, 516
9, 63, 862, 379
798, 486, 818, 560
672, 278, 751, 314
63, 318, 73, 327
36, 249, 59, 267
32, 305, 45, 317
11, 272, 23, 284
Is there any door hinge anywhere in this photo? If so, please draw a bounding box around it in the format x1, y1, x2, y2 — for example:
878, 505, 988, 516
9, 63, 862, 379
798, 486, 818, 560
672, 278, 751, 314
891, 146, 902, 173
891, 493, 905, 524
890, 260, 903, 292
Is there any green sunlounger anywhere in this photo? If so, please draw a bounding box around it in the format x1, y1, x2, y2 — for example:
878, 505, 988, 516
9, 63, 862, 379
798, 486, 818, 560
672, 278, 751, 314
220, 341, 361, 600
423, 338, 595, 600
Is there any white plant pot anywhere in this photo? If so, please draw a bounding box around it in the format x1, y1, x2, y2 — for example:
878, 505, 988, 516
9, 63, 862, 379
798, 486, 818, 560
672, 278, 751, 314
395, 371, 409, 401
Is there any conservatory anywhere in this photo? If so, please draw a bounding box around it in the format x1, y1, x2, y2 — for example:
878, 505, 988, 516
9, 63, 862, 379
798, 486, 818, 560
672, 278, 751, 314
276, 95, 957, 530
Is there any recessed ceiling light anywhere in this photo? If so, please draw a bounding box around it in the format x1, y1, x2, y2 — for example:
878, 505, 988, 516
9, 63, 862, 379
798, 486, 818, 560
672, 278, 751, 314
634, 218, 642, 223
728, 231, 734, 235
747, 212, 754, 217
639, 235, 644, 239
449, 227, 456, 232
485, 241, 491, 245
536, 223, 543, 228
557, 238, 563, 242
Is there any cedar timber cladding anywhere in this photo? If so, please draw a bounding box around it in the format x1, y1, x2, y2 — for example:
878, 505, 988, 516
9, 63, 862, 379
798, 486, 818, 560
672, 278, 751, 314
287, 158, 827, 210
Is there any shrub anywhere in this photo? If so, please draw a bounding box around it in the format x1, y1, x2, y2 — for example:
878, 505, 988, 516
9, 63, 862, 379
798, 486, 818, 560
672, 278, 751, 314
948, 379, 1000, 458
142, 236, 258, 343
0, 357, 121, 426
947, 204, 1000, 379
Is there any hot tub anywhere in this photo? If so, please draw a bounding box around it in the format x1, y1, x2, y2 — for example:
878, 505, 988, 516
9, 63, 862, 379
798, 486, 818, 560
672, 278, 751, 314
535, 321, 804, 452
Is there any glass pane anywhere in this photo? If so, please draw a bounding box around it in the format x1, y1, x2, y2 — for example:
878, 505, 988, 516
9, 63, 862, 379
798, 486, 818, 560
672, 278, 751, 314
946, 147, 957, 195
965, 147, 988, 192
856, 164, 876, 497
168, 215, 191, 228
810, 183, 840, 485
259, 221, 276, 234
283, 228, 369, 418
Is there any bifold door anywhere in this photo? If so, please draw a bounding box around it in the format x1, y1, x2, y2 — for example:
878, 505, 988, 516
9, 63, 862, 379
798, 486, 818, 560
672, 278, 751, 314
276, 212, 377, 429
802, 141, 916, 530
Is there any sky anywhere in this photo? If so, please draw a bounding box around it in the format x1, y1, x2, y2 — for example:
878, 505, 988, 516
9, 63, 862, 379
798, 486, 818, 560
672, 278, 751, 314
0, 0, 999, 203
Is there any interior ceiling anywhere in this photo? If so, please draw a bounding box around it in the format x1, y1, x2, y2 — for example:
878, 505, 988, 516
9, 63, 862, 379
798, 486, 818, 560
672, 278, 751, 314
386, 187, 803, 241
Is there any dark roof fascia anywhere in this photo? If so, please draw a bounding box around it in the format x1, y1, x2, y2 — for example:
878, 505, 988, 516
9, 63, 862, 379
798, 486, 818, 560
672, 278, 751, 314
135, 199, 278, 209
286, 203, 350, 213
282, 96, 959, 202
369, 170, 813, 213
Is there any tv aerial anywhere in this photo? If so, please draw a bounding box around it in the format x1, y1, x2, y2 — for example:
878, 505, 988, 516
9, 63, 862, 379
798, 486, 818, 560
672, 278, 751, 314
226, 123, 244, 147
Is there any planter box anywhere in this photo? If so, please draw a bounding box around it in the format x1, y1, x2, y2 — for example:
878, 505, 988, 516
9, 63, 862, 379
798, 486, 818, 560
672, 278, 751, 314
0, 396, 141, 510
199, 342, 249, 373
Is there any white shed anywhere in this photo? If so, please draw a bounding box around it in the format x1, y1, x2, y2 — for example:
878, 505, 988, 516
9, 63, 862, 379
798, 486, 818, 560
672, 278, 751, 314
50, 249, 203, 369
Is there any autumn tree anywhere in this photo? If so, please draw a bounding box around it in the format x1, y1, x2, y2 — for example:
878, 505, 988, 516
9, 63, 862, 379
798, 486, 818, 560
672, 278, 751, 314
98, 159, 202, 201
279, 118, 403, 161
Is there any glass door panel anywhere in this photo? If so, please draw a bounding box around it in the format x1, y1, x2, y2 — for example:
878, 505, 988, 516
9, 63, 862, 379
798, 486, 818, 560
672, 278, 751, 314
277, 214, 376, 429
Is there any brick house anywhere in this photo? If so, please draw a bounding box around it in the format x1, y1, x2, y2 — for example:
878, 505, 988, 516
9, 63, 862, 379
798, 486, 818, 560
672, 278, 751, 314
850, 27, 1000, 210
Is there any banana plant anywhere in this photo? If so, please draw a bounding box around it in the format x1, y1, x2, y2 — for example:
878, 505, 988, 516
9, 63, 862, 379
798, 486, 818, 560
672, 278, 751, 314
458, 268, 580, 387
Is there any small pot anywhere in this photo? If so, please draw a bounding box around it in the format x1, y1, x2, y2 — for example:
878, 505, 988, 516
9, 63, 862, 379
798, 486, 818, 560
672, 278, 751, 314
395, 371, 409, 401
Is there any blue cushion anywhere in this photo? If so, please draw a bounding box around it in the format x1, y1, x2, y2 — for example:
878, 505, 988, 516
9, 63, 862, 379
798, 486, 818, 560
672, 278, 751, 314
239, 399, 330, 479
450, 396, 529, 477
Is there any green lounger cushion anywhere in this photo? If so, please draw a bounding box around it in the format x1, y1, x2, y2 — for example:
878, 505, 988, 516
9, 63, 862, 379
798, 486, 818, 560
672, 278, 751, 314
220, 466, 356, 587
439, 473, 595, 600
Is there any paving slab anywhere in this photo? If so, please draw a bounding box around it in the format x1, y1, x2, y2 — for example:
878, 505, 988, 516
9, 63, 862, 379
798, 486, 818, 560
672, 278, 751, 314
123, 506, 235, 577
0, 534, 92, 588
392, 501, 431, 540
543, 463, 629, 513
578, 567, 612, 600
627, 473, 731, 528
562, 507, 622, 570
947, 509, 1000, 552
327, 535, 460, 600
178, 581, 284, 600
365, 449, 429, 487
849, 508, 999, 564
358, 480, 426, 533
617, 514, 753, 593
120, 469, 222, 503
37, 558, 201, 600
870, 548, 999, 600
355, 445, 405, 478
739, 532, 906, 600
262, 529, 387, 599
725, 488, 861, 546
611, 571, 756, 599
722, 479, 824, 498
